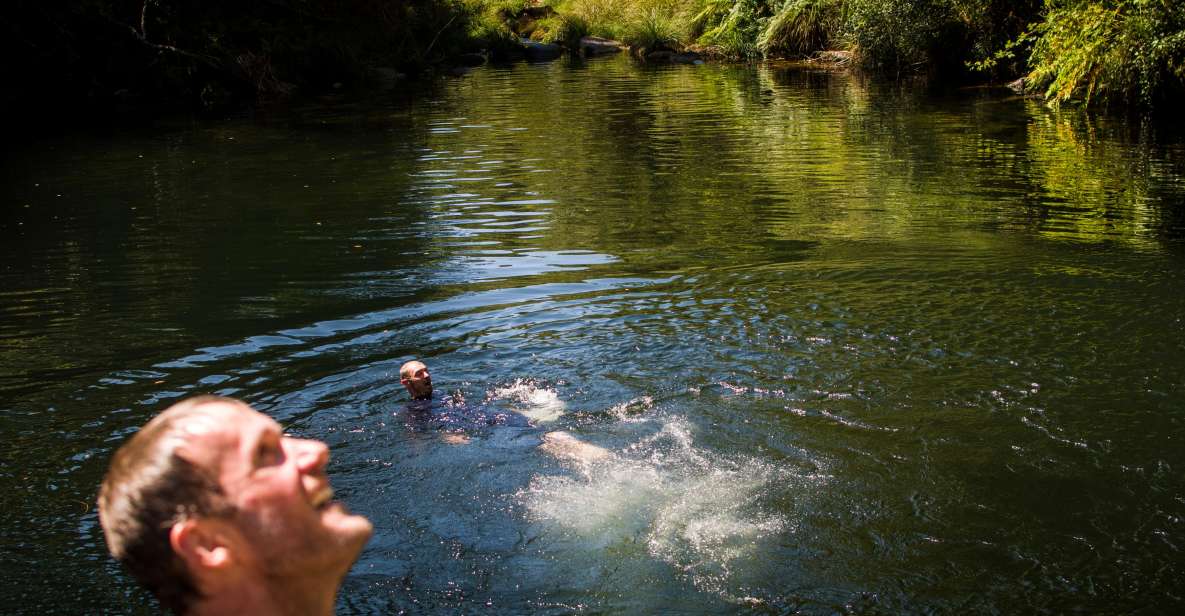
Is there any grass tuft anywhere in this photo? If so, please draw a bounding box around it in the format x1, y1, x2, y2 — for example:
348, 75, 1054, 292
758, 0, 842, 57
623, 8, 685, 50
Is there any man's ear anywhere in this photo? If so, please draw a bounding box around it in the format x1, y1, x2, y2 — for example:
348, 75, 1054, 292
170, 518, 234, 571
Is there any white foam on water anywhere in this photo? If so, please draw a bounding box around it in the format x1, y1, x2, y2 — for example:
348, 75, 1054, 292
518, 418, 814, 597
485, 379, 566, 423
607, 395, 655, 422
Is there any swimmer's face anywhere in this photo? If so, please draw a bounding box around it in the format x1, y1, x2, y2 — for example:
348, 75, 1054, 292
400, 361, 433, 400
176, 400, 372, 580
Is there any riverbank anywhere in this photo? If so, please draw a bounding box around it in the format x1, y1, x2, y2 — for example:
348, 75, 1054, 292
522, 0, 1185, 109
2, 0, 1182, 120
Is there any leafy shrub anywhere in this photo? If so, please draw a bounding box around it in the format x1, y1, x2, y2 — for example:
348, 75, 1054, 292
843, 0, 955, 71
1027, 0, 1185, 107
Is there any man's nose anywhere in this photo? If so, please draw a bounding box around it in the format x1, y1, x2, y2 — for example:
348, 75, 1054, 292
291, 438, 330, 473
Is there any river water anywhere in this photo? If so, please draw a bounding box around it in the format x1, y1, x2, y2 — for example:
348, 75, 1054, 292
3, 56, 1185, 613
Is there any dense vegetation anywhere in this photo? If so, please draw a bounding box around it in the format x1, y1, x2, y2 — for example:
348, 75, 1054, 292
542, 0, 1183, 107
1025, 0, 1185, 107
2, 0, 1182, 116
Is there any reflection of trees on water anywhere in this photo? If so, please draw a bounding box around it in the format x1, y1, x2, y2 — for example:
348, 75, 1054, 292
8, 61, 1180, 398
13, 60, 1172, 393
1021, 111, 1185, 244
448, 60, 1185, 266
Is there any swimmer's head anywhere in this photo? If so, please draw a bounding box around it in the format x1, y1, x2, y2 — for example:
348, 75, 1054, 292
98, 396, 371, 614
399, 360, 433, 400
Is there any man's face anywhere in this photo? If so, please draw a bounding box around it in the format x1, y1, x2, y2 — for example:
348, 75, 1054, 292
401, 361, 433, 399
177, 401, 372, 578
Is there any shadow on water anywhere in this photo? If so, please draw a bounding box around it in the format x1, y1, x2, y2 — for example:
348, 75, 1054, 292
2, 55, 1185, 613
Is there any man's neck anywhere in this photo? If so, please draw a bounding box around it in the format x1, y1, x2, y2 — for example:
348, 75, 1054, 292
191, 571, 340, 616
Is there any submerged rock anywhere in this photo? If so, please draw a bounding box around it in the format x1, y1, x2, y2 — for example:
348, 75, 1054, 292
489, 45, 526, 62
645, 50, 675, 63
580, 36, 623, 57
522, 39, 562, 62
638, 49, 703, 65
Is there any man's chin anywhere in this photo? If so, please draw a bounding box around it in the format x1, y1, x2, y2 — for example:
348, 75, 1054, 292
321, 502, 374, 544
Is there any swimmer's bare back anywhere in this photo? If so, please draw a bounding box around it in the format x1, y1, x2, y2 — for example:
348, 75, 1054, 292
541, 431, 611, 462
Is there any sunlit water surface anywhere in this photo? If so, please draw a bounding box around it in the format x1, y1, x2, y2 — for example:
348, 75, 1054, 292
3, 56, 1185, 613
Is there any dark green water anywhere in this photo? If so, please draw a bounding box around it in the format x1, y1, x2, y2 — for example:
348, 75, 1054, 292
3, 56, 1185, 613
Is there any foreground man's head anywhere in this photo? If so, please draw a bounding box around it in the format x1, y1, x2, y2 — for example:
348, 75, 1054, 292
98, 396, 372, 615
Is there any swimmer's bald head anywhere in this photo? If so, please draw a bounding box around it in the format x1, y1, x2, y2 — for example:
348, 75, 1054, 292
400, 360, 432, 400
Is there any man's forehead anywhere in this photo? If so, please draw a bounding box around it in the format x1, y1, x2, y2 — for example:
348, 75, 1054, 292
174, 401, 275, 462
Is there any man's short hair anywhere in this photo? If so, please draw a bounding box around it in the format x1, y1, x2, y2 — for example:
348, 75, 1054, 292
400, 361, 422, 380
98, 396, 238, 614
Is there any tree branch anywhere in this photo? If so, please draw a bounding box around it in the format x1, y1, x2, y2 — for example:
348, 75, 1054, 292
423, 13, 459, 60
106, 1, 221, 68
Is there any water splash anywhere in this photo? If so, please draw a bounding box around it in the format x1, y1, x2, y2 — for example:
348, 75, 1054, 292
607, 396, 656, 422
517, 418, 816, 598
485, 379, 566, 423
